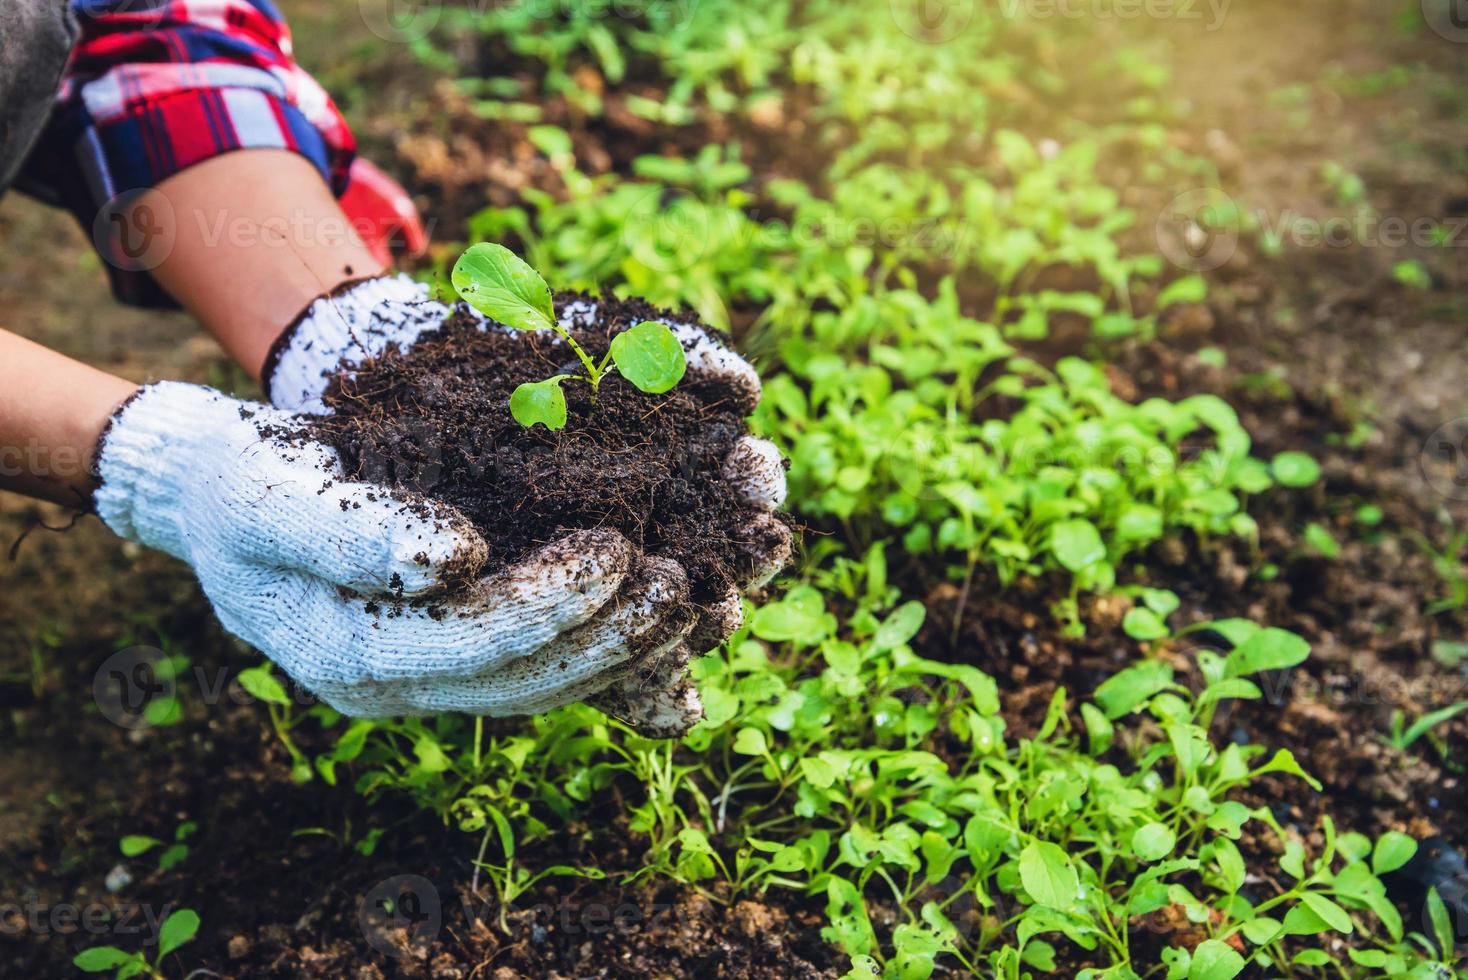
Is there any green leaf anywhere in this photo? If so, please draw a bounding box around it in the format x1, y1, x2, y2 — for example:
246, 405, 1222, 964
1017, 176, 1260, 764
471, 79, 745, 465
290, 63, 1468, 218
1050, 519, 1106, 572
412, 735, 451, 773
1281, 902, 1331, 936
73, 947, 137, 972
1019, 840, 1079, 909
119, 835, 161, 857
157, 908, 200, 957
1254, 748, 1323, 791
1271, 451, 1321, 488
1372, 831, 1417, 875
1131, 823, 1177, 862
1123, 607, 1169, 641
1188, 939, 1245, 980
874, 602, 926, 651
1299, 893, 1354, 934
1094, 660, 1173, 719
1428, 886, 1453, 956
732, 727, 768, 757
510, 377, 569, 431
1224, 628, 1310, 678
236, 666, 290, 706
609, 320, 688, 394
451, 243, 556, 331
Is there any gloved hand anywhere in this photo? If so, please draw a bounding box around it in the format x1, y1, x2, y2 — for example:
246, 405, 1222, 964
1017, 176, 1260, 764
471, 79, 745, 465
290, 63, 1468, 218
260, 274, 791, 734
93, 381, 713, 724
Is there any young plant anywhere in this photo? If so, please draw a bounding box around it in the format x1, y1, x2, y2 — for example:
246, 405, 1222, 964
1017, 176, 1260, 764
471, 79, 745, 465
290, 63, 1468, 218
119, 821, 197, 873
450, 243, 687, 431
73, 908, 199, 979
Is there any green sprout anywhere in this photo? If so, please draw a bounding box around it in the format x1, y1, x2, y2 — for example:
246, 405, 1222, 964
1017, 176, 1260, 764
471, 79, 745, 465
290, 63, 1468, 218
73, 908, 199, 979
451, 243, 687, 431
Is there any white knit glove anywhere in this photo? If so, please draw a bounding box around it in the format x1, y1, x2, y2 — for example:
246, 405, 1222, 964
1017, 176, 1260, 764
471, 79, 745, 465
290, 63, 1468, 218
259, 275, 791, 735
93, 382, 708, 725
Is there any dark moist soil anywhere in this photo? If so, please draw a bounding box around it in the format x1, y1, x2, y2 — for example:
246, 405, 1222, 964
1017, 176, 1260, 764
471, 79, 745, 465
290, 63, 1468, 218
308, 294, 764, 607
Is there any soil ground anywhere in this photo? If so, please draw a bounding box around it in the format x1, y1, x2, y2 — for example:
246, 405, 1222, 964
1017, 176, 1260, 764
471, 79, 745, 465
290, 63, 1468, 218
1, 1, 1465, 976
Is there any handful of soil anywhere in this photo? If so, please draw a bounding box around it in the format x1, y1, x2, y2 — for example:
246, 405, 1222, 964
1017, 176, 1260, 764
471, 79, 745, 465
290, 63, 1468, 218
306, 293, 778, 607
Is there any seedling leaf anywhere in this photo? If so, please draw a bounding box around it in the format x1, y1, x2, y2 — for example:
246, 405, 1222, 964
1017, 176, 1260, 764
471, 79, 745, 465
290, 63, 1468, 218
610, 320, 687, 393
73, 947, 136, 972
157, 908, 200, 957
1019, 840, 1079, 909
452, 243, 556, 331
510, 377, 569, 431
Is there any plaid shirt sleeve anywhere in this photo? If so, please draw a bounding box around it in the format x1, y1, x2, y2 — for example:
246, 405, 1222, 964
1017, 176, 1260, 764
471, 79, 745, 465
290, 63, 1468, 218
21, 0, 358, 308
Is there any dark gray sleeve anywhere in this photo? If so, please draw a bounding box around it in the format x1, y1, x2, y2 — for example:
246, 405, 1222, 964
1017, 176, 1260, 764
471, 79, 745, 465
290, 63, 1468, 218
0, 1, 79, 196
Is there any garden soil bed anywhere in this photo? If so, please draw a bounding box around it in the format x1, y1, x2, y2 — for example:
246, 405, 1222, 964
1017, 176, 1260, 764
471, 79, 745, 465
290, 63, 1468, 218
1, 0, 1465, 977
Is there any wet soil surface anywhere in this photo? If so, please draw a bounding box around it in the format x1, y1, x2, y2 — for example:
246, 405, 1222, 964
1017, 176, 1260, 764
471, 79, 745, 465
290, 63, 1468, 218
1, 0, 1466, 977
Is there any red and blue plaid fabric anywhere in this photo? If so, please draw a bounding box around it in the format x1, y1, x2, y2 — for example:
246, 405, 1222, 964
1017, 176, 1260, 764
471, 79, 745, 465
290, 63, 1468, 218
20, 0, 357, 306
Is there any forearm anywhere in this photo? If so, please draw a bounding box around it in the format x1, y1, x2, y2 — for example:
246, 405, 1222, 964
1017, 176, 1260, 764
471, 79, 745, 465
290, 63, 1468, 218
0, 330, 139, 505
129, 150, 386, 380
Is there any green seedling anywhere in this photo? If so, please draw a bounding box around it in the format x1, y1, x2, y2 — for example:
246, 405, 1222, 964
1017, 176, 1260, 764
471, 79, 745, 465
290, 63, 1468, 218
73, 908, 198, 979
119, 820, 197, 873
451, 243, 686, 431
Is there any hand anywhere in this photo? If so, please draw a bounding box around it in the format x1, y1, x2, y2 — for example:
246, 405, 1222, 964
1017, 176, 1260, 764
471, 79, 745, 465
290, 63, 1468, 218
262, 275, 792, 733
92, 382, 707, 722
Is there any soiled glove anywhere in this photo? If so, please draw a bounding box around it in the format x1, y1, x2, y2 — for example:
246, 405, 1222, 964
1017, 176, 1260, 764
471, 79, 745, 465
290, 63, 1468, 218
94, 382, 701, 720
263, 274, 792, 733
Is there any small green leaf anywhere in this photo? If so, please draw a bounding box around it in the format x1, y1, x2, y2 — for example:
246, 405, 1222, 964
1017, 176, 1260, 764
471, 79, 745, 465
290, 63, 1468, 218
1094, 660, 1174, 720
1299, 893, 1354, 934
451, 243, 556, 331
1372, 831, 1417, 875
609, 320, 688, 394
510, 377, 569, 431
1188, 939, 1245, 980
1271, 451, 1321, 488
73, 947, 137, 972
1225, 628, 1310, 678
157, 908, 200, 957
1019, 840, 1079, 909
236, 666, 290, 706
1123, 607, 1169, 641
1050, 519, 1106, 572
120, 835, 161, 857
732, 727, 768, 757
1131, 823, 1177, 862
1428, 886, 1453, 955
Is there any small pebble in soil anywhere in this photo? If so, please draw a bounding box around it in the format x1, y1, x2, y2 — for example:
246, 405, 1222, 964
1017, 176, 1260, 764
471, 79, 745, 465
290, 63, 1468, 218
104, 864, 132, 893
